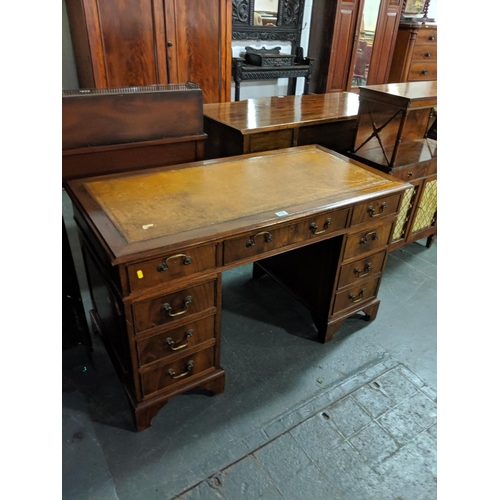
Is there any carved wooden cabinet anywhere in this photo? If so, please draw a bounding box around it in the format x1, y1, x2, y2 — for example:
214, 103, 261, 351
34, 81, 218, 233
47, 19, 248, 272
388, 22, 437, 83
307, 0, 403, 93
348, 82, 437, 249
65, 0, 232, 103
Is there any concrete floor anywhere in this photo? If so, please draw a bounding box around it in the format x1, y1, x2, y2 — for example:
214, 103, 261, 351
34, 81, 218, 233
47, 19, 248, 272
62, 190, 437, 500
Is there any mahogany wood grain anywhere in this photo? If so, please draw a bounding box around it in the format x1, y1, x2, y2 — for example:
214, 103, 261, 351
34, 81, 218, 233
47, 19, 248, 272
62, 85, 206, 180
136, 315, 216, 367
132, 280, 217, 334
308, 0, 403, 93
389, 23, 437, 83
203, 92, 359, 159
348, 82, 437, 250
65, 0, 231, 103
66, 146, 406, 264
65, 145, 411, 430
140, 345, 216, 397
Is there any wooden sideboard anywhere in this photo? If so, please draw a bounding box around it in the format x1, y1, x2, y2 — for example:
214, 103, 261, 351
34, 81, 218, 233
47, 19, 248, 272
388, 22, 437, 83
203, 92, 359, 159
64, 145, 410, 430
348, 82, 437, 249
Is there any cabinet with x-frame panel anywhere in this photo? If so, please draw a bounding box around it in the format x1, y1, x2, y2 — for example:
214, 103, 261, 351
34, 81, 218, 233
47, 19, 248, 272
347, 81, 437, 250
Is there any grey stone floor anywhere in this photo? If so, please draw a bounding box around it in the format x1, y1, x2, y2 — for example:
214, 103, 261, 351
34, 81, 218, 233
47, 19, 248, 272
62, 191, 437, 500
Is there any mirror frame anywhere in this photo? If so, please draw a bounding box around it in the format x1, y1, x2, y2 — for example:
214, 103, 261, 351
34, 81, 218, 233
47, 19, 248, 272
401, 0, 431, 16
232, 0, 305, 43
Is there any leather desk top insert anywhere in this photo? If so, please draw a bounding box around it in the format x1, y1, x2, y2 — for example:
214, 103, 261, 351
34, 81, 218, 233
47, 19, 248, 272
65, 145, 410, 430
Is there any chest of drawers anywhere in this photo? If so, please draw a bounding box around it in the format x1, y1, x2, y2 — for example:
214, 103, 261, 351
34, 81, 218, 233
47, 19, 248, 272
388, 22, 437, 83
65, 145, 410, 430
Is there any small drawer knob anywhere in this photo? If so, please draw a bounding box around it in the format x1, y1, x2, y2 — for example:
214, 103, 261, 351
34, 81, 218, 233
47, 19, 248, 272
425, 52, 431, 57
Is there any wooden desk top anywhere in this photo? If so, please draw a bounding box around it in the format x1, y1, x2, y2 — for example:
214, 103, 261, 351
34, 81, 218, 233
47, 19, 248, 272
203, 92, 359, 134
65, 145, 407, 264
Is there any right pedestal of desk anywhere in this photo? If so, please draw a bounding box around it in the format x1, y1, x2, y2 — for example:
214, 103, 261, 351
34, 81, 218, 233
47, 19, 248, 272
348, 82, 437, 251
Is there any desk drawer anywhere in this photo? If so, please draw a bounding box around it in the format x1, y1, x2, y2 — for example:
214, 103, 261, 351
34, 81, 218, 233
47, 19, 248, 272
223, 209, 349, 265
337, 250, 386, 290
343, 221, 393, 261
136, 315, 216, 367
127, 245, 216, 292
408, 62, 437, 81
332, 277, 380, 315
140, 346, 215, 398
391, 163, 429, 181
132, 280, 216, 334
350, 194, 401, 226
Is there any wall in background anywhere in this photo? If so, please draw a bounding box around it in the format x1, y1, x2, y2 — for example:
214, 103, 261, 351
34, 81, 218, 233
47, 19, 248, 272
62, 0, 79, 89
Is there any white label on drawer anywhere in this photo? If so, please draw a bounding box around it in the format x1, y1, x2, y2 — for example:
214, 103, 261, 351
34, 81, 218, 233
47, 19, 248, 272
275, 211, 289, 216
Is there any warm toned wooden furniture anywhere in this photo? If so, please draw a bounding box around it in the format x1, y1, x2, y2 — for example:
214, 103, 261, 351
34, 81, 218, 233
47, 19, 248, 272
307, 0, 403, 93
62, 84, 206, 180
64, 144, 410, 430
348, 82, 437, 249
388, 22, 437, 83
203, 92, 359, 159
232, 57, 314, 101
65, 0, 232, 103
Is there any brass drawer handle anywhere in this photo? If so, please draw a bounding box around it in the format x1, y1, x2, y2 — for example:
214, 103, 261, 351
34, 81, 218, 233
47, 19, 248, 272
157, 253, 192, 272
349, 288, 366, 303
367, 203, 387, 218
310, 218, 332, 235
354, 263, 372, 278
246, 231, 273, 247
162, 296, 193, 317
407, 171, 414, 178
167, 360, 194, 379
360, 231, 378, 244
165, 329, 194, 351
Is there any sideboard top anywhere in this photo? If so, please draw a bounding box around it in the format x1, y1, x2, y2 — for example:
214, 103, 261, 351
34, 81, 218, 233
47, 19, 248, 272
359, 82, 437, 108
203, 92, 359, 134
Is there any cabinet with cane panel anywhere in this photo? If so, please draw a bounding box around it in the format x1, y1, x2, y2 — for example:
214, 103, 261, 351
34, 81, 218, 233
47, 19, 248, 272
348, 81, 437, 249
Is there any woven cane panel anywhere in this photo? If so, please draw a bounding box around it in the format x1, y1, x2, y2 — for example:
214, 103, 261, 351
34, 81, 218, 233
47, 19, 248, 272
412, 179, 437, 233
392, 186, 415, 241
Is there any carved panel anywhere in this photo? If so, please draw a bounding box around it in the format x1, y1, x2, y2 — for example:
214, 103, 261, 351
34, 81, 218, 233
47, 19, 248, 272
232, 0, 304, 42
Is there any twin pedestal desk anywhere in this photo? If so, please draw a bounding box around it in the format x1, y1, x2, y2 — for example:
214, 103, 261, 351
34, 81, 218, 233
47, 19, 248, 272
65, 145, 410, 430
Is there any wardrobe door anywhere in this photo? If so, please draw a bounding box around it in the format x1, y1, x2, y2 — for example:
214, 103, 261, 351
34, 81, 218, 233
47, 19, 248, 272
326, 0, 360, 93
164, 0, 231, 103
66, 0, 168, 88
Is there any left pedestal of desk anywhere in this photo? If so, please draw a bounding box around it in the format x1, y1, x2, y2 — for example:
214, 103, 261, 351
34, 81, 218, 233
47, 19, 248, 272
75, 214, 225, 431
